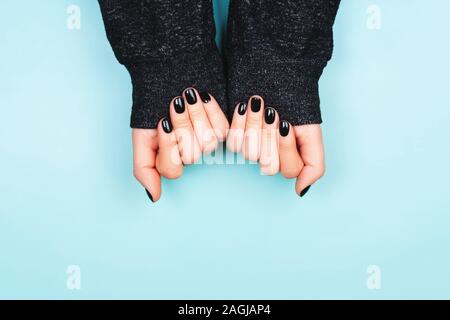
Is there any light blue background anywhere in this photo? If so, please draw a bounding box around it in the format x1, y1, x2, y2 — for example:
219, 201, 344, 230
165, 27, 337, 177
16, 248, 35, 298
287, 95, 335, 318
1, 0, 449, 299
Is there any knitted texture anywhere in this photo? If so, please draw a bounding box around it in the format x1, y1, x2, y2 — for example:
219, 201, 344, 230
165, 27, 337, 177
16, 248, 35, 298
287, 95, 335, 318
225, 0, 341, 125
98, 0, 226, 128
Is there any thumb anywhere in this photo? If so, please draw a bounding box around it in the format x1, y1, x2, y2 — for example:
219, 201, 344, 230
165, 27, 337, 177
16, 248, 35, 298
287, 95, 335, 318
294, 125, 325, 197
132, 128, 162, 203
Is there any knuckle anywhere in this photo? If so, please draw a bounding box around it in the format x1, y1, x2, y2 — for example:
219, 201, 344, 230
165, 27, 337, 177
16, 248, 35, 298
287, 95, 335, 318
282, 170, 299, 179
202, 140, 218, 155
188, 105, 205, 119
214, 131, 226, 143
281, 164, 302, 179
192, 150, 202, 163
182, 148, 201, 164
318, 165, 326, 178
262, 168, 279, 176
174, 117, 192, 130
260, 162, 279, 176
182, 159, 194, 165
161, 166, 182, 180
133, 168, 141, 181
246, 115, 262, 128
243, 150, 259, 162
226, 138, 241, 153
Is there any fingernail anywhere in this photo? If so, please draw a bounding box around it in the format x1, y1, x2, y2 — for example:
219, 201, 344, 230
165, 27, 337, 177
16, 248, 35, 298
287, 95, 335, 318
300, 185, 311, 197
145, 189, 155, 202
162, 118, 173, 133
174, 97, 185, 114
264, 108, 276, 124
251, 97, 261, 112
185, 88, 197, 105
199, 91, 211, 104
279, 120, 290, 137
238, 103, 247, 115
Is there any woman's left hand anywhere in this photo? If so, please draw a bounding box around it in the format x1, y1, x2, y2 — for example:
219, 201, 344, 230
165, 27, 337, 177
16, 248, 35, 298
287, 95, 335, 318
227, 95, 325, 197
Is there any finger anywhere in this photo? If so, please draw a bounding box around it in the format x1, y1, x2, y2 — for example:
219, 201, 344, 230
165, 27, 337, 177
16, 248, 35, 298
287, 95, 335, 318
169, 96, 201, 165
294, 124, 325, 197
199, 91, 230, 142
183, 88, 218, 154
259, 107, 280, 175
278, 120, 303, 178
226, 102, 247, 153
132, 129, 161, 202
156, 118, 183, 179
242, 96, 264, 161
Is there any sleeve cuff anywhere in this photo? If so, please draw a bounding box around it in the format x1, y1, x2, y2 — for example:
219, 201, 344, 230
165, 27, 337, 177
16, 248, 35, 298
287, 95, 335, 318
227, 52, 328, 125
125, 49, 226, 129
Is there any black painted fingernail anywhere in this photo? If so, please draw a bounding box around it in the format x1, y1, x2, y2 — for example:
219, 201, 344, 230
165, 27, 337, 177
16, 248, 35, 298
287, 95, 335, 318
237, 103, 247, 115
300, 185, 311, 197
145, 189, 155, 202
174, 97, 185, 114
162, 118, 173, 133
265, 108, 276, 124
251, 97, 261, 112
279, 120, 290, 137
199, 91, 211, 103
185, 88, 197, 105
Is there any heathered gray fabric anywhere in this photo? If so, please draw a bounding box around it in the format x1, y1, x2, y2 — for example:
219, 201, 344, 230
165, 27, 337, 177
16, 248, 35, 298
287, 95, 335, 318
98, 0, 226, 128
98, 0, 341, 128
225, 0, 341, 125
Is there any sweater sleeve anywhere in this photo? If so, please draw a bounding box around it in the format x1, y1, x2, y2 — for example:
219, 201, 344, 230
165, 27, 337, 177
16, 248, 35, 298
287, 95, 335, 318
98, 0, 226, 129
225, 0, 341, 125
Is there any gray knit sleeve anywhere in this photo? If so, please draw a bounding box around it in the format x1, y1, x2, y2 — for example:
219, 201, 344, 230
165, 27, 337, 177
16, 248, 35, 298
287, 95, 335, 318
225, 0, 341, 125
98, 0, 226, 128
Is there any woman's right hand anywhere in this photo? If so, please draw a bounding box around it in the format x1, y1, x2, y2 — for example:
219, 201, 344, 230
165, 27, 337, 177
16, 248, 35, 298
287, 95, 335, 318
226, 96, 325, 197
132, 88, 229, 202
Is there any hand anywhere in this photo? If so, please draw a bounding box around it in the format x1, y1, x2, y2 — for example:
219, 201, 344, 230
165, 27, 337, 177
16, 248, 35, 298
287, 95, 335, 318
133, 88, 229, 202
227, 95, 325, 196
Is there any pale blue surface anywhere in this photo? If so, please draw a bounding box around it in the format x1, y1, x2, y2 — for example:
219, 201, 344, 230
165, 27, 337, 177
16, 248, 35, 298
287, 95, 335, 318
1, 0, 449, 299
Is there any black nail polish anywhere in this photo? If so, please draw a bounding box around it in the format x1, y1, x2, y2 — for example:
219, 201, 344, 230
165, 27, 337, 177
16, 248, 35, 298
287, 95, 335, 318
174, 97, 185, 114
199, 91, 211, 103
300, 185, 311, 197
279, 120, 290, 137
185, 88, 198, 105
237, 103, 247, 115
145, 189, 155, 202
162, 118, 173, 133
265, 108, 276, 124
251, 97, 261, 112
